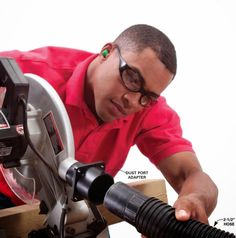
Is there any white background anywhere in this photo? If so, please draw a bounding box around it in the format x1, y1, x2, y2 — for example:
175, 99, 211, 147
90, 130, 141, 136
1, 0, 236, 236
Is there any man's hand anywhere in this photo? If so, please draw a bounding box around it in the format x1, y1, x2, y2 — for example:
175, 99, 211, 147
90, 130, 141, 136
141, 152, 218, 237
141, 193, 209, 238
173, 193, 209, 224
157, 152, 218, 223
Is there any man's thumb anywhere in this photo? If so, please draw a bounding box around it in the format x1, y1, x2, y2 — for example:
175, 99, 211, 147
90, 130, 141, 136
175, 209, 190, 221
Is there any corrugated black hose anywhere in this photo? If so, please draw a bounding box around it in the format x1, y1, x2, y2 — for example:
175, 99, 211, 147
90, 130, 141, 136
104, 182, 235, 238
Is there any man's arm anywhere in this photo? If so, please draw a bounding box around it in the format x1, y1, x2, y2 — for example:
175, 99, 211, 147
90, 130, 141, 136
157, 151, 218, 224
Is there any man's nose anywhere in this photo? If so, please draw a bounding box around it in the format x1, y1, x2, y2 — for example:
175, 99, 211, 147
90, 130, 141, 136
122, 92, 142, 109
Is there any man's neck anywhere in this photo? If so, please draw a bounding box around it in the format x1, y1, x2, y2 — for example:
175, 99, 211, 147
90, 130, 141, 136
84, 57, 103, 124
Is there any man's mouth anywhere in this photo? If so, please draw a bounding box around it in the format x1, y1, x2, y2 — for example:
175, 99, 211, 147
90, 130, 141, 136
111, 100, 127, 116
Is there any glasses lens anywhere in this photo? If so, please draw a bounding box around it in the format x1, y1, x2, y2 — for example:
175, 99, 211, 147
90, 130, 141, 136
122, 69, 142, 91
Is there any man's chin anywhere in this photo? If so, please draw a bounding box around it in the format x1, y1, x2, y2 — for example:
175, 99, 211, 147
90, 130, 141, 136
98, 112, 123, 123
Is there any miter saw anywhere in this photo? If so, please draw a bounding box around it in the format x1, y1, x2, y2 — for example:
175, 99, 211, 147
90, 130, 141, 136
0, 57, 235, 238
0, 57, 114, 238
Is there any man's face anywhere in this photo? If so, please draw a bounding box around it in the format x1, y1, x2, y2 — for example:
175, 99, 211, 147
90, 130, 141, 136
89, 46, 174, 122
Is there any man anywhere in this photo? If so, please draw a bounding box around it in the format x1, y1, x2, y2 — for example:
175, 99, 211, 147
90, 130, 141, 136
0, 24, 217, 225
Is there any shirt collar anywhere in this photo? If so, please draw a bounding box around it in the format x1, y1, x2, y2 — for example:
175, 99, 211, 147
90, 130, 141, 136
65, 53, 98, 108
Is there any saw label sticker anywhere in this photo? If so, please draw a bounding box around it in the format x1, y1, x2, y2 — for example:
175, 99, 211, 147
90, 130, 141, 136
43, 112, 64, 155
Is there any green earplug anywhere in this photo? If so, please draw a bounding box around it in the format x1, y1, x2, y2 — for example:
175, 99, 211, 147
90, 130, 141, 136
102, 49, 109, 58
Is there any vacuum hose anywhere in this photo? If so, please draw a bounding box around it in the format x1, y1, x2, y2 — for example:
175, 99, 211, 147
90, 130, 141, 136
104, 182, 235, 238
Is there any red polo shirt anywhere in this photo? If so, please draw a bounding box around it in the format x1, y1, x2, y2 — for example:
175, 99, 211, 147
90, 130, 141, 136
0, 46, 194, 205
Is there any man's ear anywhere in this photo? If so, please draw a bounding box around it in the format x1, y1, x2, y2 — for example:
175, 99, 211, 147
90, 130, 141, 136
100, 43, 114, 58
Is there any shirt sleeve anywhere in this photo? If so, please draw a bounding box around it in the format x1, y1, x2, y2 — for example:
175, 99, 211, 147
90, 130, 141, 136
0, 47, 68, 99
135, 97, 195, 165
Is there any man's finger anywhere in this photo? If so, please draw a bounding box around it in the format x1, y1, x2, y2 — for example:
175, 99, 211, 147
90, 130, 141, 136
175, 209, 191, 221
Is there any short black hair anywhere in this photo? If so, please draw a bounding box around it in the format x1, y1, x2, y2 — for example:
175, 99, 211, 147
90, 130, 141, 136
114, 24, 177, 75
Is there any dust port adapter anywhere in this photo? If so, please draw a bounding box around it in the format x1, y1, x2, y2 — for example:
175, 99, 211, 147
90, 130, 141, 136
65, 161, 114, 205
